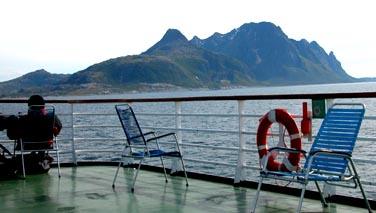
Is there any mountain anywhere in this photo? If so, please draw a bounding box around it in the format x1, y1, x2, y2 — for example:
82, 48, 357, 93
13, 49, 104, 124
0, 70, 70, 97
358, 77, 376, 82
142, 29, 256, 87
58, 29, 256, 93
0, 22, 357, 97
191, 22, 354, 84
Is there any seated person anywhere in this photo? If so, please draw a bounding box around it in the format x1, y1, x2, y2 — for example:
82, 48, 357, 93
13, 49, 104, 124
17, 95, 62, 155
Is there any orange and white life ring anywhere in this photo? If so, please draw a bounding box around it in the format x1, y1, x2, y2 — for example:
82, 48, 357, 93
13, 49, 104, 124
257, 109, 302, 172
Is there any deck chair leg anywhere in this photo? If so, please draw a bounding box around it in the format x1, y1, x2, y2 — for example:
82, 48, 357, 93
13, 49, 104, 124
131, 158, 144, 192
356, 178, 373, 213
21, 151, 26, 179
180, 156, 189, 186
251, 176, 264, 213
56, 151, 61, 178
297, 184, 307, 213
314, 181, 328, 207
159, 157, 168, 183
349, 160, 373, 212
112, 161, 123, 188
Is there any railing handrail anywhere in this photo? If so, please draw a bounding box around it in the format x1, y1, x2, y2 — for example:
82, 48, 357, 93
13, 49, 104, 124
1, 91, 376, 103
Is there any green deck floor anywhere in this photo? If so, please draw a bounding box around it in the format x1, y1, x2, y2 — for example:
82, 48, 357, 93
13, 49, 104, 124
0, 166, 371, 213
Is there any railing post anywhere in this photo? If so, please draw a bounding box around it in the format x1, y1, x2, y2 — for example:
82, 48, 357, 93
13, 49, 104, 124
175, 101, 182, 144
70, 103, 77, 165
278, 124, 285, 147
171, 101, 183, 173
326, 98, 335, 108
235, 100, 246, 184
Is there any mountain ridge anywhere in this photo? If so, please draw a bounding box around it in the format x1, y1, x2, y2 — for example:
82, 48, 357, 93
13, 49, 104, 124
191, 22, 353, 84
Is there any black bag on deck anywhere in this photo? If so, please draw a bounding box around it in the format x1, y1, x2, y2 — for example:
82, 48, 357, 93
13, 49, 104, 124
14, 153, 53, 175
0, 144, 17, 180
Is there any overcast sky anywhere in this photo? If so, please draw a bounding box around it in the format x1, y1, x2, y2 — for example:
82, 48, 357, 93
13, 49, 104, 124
0, 0, 375, 82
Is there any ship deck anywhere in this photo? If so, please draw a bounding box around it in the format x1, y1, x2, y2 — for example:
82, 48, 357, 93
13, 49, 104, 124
0, 165, 371, 213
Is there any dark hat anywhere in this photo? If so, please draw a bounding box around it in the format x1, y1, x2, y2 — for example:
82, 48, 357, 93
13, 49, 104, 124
28, 95, 45, 107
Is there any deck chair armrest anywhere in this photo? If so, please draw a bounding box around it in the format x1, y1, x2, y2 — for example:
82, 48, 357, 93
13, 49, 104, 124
261, 147, 307, 171
146, 132, 176, 142
269, 147, 307, 156
128, 131, 156, 141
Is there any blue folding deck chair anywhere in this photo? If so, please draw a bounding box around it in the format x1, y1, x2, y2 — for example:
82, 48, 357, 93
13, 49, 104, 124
112, 103, 189, 192
251, 103, 373, 213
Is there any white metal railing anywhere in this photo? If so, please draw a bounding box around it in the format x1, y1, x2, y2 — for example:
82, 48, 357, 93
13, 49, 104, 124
1, 92, 376, 199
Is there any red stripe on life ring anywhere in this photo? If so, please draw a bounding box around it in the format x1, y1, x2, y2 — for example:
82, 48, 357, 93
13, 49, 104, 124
256, 109, 302, 172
